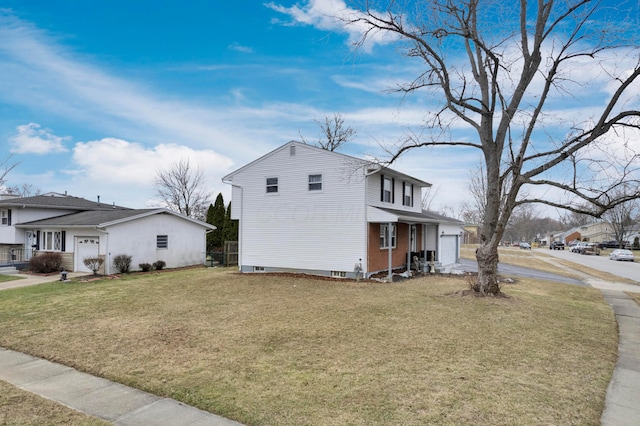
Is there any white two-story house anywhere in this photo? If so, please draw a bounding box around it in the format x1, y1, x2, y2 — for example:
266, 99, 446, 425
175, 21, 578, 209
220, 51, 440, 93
222, 141, 463, 279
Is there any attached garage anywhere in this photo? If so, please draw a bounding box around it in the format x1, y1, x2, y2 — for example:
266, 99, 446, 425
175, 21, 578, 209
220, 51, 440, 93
74, 237, 100, 273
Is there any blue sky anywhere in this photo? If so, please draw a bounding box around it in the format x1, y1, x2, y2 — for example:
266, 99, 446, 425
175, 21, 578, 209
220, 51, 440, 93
0, 1, 638, 216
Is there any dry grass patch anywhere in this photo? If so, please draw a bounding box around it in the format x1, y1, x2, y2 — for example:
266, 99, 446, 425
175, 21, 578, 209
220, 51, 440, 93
0, 268, 617, 425
0, 380, 107, 425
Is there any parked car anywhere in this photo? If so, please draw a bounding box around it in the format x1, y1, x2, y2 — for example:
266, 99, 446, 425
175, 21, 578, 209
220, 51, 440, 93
570, 242, 587, 253
598, 240, 629, 249
550, 241, 565, 250
609, 249, 635, 262
519, 242, 532, 250
578, 243, 600, 255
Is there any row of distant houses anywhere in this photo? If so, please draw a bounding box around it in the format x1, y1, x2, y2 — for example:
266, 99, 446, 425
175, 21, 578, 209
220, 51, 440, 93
0, 141, 464, 279
544, 222, 640, 246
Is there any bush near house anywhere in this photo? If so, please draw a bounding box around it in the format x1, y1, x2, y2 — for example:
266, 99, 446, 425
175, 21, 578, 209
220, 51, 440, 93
113, 254, 132, 274
29, 252, 63, 274
138, 263, 152, 272
152, 260, 166, 271
82, 257, 104, 276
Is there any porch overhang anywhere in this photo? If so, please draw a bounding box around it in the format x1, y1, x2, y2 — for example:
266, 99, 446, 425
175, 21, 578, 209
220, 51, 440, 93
367, 206, 458, 225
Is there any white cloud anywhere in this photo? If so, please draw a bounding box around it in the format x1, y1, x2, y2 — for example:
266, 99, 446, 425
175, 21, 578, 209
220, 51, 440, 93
9, 123, 69, 154
71, 138, 234, 187
228, 43, 254, 54
266, 0, 397, 51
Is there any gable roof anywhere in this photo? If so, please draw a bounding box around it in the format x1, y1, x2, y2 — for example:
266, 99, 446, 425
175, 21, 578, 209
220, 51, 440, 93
0, 193, 130, 211
15, 208, 215, 230
222, 140, 432, 187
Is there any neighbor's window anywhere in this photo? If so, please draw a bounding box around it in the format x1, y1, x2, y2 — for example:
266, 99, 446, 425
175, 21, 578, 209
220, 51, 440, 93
382, 176, 393, 203
380, 224, 396, 249
157, 235, 168, 249
403, 182, 413, 207
0, 210, 7, 225
42, 231, 62, 251
308, 174, 322, 191
266, 177, 278, 193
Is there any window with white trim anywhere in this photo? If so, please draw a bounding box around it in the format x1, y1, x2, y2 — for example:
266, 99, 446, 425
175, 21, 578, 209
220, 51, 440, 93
380, 224, 396, 249
42, 231, 62, 251
383, 177, 392, 203
403, 182, 413, 207
266, 177, 278, 193
331, 271, 347, 278
0, 210, 7, 225
157, 235, 168, 249
308, 174, 322, 191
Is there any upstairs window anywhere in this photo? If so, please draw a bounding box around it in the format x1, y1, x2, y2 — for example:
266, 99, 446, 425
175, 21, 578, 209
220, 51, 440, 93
309, 174, 322, 191
0, 209, 8, 225
381, 175, 394, 203
266, 177, 278, 193
403, 182, 414, 207
157, 235, 168, 249
380, 224, 396, 249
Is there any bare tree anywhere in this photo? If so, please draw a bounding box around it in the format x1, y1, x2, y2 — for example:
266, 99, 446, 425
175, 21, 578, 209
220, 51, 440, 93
7, 184, 41, 197
301, 113, 357, 151
344, 1, 640, 295
0, 155, 18, 189
602, 186, 640, 247
154, 159, 212, 220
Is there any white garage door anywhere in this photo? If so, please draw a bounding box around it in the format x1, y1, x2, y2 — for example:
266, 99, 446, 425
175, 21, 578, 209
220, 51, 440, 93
440, 235, 459, 266
75, 237, 99, 272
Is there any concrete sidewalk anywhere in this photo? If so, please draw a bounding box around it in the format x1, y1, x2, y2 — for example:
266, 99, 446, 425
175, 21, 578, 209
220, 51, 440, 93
0, 271, 85, 290
600, 289, 640, 426
0, 348, 243, 425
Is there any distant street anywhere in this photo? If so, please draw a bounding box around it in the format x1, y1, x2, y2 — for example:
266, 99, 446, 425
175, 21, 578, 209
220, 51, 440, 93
542, 248, 640, 284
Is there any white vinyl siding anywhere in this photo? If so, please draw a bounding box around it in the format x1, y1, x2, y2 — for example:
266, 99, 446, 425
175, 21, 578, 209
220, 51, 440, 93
229, 143, 366, 273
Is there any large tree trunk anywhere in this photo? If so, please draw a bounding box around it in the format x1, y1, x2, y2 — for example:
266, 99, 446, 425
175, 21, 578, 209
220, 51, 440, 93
475, 243, 501, 295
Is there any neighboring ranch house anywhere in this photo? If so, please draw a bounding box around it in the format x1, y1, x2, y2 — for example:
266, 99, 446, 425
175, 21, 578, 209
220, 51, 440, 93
222, 141, 463, 279
0, 192, 214, 274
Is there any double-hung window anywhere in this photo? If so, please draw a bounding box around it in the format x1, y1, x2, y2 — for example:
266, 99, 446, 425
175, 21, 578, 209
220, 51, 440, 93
403, 182, 414, 207
0, 210, 8, 225
308, 174, 322, 191
380, 224, 396, 249
266, 177, 278, 193
381, 176, 393, 203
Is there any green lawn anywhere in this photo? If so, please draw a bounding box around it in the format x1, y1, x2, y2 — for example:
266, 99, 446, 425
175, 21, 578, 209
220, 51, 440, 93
0, 268, 617, 425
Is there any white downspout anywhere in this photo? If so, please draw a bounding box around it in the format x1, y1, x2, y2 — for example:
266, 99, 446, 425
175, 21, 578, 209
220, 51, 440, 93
387, 222, 393, 279
93, 227, 109, 274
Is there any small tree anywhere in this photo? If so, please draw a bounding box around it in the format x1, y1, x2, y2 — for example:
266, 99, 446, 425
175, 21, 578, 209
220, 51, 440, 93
83, 257, 104, 276
206, 193, 226, 251
223, 202, 238, 242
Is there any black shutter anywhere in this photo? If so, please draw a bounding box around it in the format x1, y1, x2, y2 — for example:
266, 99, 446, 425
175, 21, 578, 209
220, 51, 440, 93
402, 183, 406, 205
380, 174, 384, 202
61, 231, 66, 252
36, 230, 40, 250
391, 178, 395, 203
7, 209, 11, 226
411, 184, 414, 207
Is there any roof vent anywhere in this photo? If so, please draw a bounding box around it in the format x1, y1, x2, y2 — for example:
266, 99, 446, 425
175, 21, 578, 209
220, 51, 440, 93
290, 145, 296, 156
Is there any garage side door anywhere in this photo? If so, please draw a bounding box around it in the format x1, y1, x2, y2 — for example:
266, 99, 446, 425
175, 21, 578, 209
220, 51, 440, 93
75, 237, 99, 272
440, 235, 458, 266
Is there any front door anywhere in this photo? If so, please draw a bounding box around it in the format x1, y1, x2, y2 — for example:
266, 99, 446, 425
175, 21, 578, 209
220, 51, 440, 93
75, 237, 100, 272
24, 231, 35, 260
